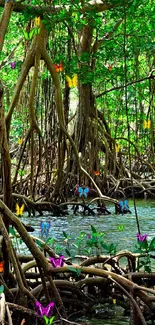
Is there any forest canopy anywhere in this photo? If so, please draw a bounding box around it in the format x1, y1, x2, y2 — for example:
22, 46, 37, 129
0, 0, 155, 200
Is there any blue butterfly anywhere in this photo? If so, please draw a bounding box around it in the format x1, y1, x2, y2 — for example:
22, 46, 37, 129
119, 200, 130, 213
78, 187, 89, 198
40, 221, 51, 237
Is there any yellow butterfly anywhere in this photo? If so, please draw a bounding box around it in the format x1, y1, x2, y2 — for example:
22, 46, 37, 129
16, 203, 25, 216
144, 120, 151, 129
66, 74, 78, 88
34, 16, 41, 27
18, 138, 23, 145
115, 144, 120, 153
113, 299, 116, 304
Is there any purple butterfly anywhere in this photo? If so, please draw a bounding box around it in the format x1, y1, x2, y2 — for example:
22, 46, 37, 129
136, 233, 148, 242
50, 255, 64, 268
35, 301, 55, 318
10, 61, 16, 69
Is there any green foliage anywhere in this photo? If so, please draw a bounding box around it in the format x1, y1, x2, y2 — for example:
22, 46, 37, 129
1, 0, 155, 180
135, 235, 155, 273
68, 266, 82, 277
43, 316, 55, 325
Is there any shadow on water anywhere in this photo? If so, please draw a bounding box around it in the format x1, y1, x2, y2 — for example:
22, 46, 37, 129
19, 199, 155, 325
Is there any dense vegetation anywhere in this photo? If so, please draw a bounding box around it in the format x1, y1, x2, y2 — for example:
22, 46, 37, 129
0, 0, 155, 324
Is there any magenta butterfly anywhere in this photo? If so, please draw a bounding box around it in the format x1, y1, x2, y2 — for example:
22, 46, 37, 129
10, 61, 16, 69
50, 255, 64, 268
35, 301, 55, 318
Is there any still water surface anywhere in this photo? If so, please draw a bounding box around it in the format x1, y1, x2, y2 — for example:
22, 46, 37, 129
20, 199, 155, 324
21, 199, 155, 255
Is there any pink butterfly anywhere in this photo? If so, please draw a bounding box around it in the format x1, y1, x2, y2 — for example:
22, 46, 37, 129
50, 256, 64, 268
10, 61, 16, 69
35, 301, 55, 317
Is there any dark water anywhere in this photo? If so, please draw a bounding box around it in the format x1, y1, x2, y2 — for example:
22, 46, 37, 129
19, 199, 155, 324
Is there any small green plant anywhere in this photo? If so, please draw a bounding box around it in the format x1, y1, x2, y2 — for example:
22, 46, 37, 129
37, 225, 119, 260
136, 233, 155, 273
86, 225, 105, 256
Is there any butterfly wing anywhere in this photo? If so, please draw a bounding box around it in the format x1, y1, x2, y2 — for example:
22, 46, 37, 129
45, 302, 55, 317
15, 203, 20, 215
66, 75, 72, 88
40, 221, 45, 236
34, 17, 40, 26
19, 204, 25, 216
119, 201, 124, 212
18, 138, 22, 145
54, 64, 59, 72
36, 301, 45, 317
72, 74, 78, 87
144, 120, 149, 129
78, 187, 84, 197
115, 144, 120, 153
94, 170, 100, 176
0, 262, 4, 273
45, 221, 50, 236
60, 255, 64, 267
50, 257, 57, 268
124, 200, 129, 211
46, 221, 51, 230
108, 65, 112, 71
59, 62, 63, 71
83, 187, 89, 198
148, 120, 151, 128
10, 62, 16, 69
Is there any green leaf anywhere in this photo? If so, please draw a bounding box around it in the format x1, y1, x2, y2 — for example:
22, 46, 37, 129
149, 237, 155, 251
63, 231, 68, 239
29, 29, 35, 40
19, 238, 23, 245
91, 225, 97, 234
35, 239, 43, 248
43, 316, 55, 325
45, 238, 55, 245
76, 268, 82, 276
65, 249, 71, 257
144, 265, 151, 273
23, 30, 29, 40
68, 267, 77, 273
9, 227, 16, 237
